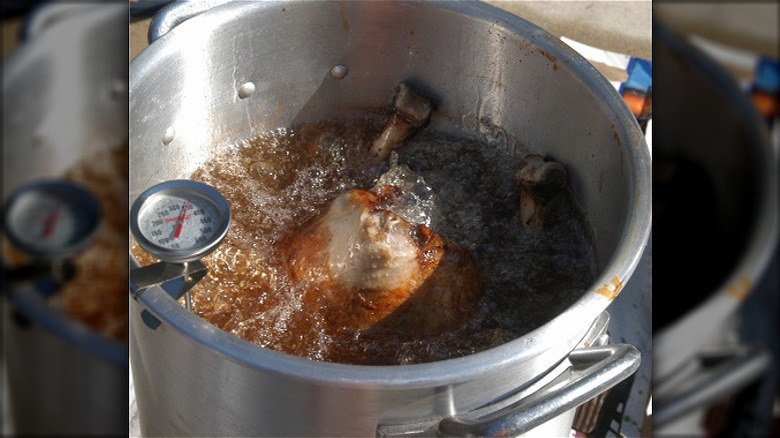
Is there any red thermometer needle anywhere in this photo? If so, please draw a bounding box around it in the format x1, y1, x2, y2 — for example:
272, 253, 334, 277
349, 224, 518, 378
42, 203, 61, 239
173, 201, 190, 239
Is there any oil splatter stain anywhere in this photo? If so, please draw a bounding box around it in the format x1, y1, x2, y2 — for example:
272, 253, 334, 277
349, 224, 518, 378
596, 275, 623, 300
725, 276, 753, 301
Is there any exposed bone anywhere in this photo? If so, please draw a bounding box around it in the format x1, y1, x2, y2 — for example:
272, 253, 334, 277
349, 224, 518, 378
284, 187, 482, 336
369, 83, 432, 160
515, 154, 568, 231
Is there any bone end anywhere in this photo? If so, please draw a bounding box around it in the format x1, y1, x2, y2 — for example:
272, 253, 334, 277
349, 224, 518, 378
516, 154, 568, 231
370, 83, 432, 160
393, 83, 432, 127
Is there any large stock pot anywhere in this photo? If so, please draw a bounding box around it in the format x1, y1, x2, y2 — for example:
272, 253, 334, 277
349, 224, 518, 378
1, 3, 127, 435
129, 1, 651, 436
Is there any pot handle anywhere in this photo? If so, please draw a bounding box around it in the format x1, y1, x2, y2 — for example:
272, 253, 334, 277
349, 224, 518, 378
148, 0, 234, 44
653, 345, 769, 428
436, 344, 640, 437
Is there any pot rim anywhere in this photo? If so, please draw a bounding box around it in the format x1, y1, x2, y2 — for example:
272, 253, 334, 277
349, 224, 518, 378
130, 0, 652, 388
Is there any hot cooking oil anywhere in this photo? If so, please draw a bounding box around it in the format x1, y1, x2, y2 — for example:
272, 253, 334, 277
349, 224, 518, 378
131, 120, 595, 365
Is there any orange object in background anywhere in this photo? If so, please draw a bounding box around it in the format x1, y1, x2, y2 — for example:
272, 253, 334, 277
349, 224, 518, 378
622, 89, 648, 118
751, 91, 778, 119
750, 57, 779, 123
620, 87, 651, 131
619, 58, 652, 130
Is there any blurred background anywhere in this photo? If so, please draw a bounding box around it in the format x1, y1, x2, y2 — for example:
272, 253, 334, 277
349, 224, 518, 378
652, 2, 779, 437
2, 1, 128, 435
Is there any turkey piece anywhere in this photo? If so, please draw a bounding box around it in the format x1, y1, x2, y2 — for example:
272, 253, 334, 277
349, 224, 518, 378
284, 185, 482, 336
516, 154, 568, 232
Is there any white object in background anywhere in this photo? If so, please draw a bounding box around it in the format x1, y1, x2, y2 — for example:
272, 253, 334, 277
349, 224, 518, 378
560, 36, 631, 87
561, 36, 632, 71
688, 34, 760, 87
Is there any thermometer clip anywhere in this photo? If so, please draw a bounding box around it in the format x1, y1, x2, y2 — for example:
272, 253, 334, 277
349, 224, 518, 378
130, 260, 208, 305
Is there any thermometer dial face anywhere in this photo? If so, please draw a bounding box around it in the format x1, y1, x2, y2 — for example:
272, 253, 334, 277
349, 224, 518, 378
130, 180, 230, 263
3, 181, 101, 258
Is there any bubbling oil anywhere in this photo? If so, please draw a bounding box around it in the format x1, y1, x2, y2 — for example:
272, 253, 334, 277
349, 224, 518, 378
131, 120, 595, 364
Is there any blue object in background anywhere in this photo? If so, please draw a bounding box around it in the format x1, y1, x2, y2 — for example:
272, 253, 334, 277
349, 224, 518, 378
752, 57, 779, 93
620, 58, 652, 93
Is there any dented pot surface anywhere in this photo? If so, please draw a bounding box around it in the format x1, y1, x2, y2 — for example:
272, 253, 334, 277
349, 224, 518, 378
129, 1, 651, 435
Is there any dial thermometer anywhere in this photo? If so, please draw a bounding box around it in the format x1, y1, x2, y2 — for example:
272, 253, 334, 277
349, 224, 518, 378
130, 180, 231, 264
3, 180, 101, 259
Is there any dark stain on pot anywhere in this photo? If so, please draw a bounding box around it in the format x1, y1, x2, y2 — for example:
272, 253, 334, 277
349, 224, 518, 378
612, 125, 626, 178
539, 49, 558, 70
611, 123, 621, 147
330, 0, 349, 32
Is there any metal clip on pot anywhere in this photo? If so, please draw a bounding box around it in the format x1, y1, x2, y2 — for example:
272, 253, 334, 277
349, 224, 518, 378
130, 260, 208, 311
653, 345, 770, 428
3, 259, 77, 297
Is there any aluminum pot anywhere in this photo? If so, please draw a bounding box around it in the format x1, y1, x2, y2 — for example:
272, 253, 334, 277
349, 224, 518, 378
1, 3, 127, 435
129, 1, 651, 436
652, 22, 778, 428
